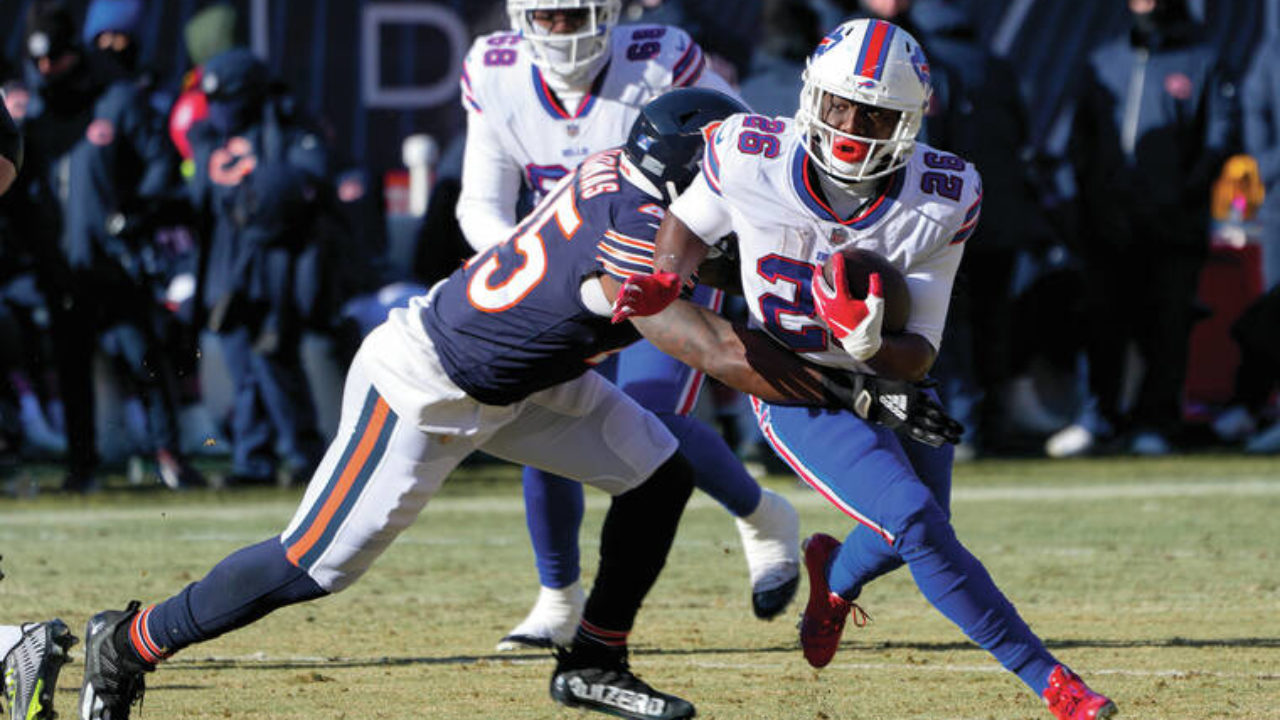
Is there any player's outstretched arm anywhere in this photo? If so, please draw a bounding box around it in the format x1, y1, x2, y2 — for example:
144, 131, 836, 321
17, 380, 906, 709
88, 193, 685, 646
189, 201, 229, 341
610, 214, 711, 323
865, 333, 937, 383
604, 275, 963, 443
626, 294, 835, 406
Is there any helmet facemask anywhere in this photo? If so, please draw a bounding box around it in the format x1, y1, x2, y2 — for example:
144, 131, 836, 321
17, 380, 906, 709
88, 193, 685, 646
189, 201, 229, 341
797, 84, 921, 185
794, 19, 931, 188
509, 0, 620, 89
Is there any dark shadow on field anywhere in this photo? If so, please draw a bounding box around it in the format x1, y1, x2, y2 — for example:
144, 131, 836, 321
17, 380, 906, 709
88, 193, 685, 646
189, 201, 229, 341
156, 636, 1280, 673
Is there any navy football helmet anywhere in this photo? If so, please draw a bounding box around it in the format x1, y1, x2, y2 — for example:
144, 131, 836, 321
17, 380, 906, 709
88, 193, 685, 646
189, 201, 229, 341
623, 88, 748, 204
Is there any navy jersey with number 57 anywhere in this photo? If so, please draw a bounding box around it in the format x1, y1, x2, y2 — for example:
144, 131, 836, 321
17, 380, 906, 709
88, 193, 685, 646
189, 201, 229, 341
422, 148, 664, 405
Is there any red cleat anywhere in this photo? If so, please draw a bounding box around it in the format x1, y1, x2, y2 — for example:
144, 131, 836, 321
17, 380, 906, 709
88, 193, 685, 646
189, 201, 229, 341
1043, 665, 1118, 720
798, 533, 868, 668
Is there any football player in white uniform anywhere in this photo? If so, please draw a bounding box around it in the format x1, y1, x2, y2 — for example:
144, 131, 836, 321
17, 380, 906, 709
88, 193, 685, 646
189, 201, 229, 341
615, 18, 1117, 720
458, 0, 801, 651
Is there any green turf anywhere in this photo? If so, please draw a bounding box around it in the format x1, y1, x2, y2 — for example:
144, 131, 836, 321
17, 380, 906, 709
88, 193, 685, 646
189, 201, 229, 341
1, 455, 1278, 719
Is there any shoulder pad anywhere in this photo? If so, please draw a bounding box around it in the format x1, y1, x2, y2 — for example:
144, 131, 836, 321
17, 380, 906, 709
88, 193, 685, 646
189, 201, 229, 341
652, 26, 706, 87
461, 31, 526, 113
700, 113, 790, 195
913, 147, 983, 244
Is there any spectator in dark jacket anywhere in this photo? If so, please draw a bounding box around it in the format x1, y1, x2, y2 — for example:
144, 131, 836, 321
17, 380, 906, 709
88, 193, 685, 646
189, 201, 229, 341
14, 0, 204, 491
187, 48, 330, 486
1046, 0, 1234, 457
1207, 40, 1280, 455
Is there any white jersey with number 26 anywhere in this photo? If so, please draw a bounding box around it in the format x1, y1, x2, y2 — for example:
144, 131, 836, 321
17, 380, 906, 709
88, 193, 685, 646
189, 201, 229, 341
670, 113, 983, 372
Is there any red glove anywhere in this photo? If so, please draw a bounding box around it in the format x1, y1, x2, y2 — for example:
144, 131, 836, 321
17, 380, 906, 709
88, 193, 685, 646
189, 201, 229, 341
810, 254, 885, 361
611, 271, 682, 323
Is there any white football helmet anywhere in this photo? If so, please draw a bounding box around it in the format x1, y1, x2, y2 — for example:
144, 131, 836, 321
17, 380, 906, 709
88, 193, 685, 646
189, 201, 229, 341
795, 18, 932, 184
508, 0, 621, 89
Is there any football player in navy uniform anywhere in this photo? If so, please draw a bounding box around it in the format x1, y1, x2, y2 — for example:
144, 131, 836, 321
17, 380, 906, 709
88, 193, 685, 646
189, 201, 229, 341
76, 89, 875, 720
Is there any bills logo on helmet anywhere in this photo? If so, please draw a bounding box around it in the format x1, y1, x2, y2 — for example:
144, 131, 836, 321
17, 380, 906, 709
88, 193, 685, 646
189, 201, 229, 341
910, 43, 930, 86
814, 26, 847, 57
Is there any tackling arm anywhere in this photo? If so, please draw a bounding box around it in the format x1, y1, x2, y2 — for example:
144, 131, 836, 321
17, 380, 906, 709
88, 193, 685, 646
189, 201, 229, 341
610, 213, 712, 322
652, 212, 711, 282
601, 274, 835, 405
865, 334, 936, 382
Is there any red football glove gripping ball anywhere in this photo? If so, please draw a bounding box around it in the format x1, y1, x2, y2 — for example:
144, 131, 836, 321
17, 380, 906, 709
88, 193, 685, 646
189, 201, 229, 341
811, 253, 885, 361
611, 271, 682, 323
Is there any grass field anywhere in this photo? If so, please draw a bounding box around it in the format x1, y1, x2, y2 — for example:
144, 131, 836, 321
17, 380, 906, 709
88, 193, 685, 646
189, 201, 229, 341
2, 455, 1278, 719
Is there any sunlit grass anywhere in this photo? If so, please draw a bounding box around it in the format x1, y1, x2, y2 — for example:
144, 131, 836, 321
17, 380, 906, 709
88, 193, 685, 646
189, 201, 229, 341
2, 454, 1277, 719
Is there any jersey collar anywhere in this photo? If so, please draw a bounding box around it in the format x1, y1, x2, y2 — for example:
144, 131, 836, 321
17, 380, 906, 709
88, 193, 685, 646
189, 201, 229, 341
531, 63, 608, 120
790, 145, 905, 228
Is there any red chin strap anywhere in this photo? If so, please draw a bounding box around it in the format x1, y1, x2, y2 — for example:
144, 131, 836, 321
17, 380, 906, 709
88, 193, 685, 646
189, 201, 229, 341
831, 135, 869, 164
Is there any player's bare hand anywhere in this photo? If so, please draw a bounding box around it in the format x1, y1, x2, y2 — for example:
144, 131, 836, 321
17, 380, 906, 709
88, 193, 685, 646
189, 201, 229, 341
811, 254, 885, 361
611, 271, 681, 323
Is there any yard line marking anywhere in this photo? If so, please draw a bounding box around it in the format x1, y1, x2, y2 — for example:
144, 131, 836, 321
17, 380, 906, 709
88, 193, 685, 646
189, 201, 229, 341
155, 653, 1280, 681
684, 659, 1280, 680
3, 477, 1278, 527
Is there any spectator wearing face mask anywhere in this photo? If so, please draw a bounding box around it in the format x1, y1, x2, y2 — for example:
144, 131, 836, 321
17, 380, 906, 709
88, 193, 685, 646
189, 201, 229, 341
11, 0, 204, 492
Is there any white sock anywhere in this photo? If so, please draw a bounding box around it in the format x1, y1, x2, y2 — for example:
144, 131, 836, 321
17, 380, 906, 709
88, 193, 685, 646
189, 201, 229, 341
533, 580, 585, 620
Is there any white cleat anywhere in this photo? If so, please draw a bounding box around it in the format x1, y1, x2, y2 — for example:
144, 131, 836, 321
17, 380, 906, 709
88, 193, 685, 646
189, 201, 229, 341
735, 488, 800, 620
496, 581, 585, 651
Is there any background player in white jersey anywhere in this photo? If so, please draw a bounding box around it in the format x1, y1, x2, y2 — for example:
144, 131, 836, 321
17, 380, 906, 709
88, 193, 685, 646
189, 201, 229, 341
615, 19, 1117, 720
458, 0, 800, 650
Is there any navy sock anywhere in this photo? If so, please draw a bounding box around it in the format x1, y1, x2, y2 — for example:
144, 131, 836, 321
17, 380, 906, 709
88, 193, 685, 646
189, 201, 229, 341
659, 413, 760, 517
133, 537, 327, 661
521, 466, 585, 589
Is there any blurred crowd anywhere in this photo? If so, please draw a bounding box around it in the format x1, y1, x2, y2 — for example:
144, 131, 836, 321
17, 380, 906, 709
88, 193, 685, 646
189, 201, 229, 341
1, 0, 1277, 496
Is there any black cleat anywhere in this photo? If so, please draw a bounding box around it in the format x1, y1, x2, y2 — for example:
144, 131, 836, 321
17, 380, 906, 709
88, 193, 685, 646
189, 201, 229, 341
3, 619, 78, 720
79, 602, 153, 720
550, 646, 695, 720
752, 574, 800, 620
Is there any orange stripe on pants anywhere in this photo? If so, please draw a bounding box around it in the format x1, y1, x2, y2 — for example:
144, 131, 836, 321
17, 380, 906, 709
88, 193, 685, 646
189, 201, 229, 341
286, 397, 391, 566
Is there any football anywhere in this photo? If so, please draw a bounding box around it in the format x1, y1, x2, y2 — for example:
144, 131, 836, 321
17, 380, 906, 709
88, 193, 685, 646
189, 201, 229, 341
821, 247, 911, 333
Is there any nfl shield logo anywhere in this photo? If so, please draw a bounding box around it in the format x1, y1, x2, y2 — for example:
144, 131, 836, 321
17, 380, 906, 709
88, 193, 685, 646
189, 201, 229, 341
830, 228, 849, 245
566, 123, 580, 137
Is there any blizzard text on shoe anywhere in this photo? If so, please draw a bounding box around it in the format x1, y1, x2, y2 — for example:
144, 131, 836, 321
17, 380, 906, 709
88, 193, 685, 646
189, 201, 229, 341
563, 675, 668, 716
